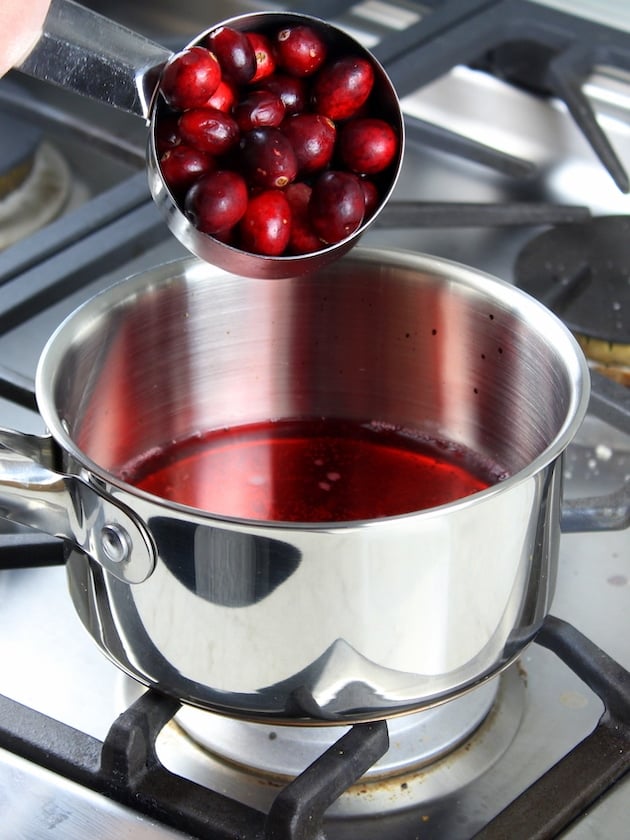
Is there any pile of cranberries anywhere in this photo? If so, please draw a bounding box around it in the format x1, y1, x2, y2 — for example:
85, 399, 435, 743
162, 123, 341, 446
155, 19, 400, 258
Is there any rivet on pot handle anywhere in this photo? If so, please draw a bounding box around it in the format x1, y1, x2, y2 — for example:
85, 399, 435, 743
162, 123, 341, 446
0, 428, 155, 583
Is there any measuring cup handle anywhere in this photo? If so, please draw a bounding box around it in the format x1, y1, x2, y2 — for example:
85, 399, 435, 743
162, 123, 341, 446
15, 0, 172, 118
0, 427, 155, 583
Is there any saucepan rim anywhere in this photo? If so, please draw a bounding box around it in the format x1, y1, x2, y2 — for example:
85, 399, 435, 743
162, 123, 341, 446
35, 248, 591, 529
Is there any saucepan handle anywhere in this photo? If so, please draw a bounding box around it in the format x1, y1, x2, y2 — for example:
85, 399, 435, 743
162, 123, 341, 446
0, 428, 155, 583
15, 0, 172, 118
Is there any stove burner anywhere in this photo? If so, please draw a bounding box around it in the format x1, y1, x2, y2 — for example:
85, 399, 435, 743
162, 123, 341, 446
0, 113, 39, 199
0, 111, 75, 250
515, 216, 630, 378
143, 670, 525, 819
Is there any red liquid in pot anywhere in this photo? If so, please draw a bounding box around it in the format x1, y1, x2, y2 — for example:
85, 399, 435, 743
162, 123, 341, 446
124, 418, 507, 522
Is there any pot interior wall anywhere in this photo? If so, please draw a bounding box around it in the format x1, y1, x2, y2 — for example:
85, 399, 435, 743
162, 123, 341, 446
51, 254, 576, 483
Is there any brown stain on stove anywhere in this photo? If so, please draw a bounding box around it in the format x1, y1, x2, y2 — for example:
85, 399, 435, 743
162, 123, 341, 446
341, 672, 526, 805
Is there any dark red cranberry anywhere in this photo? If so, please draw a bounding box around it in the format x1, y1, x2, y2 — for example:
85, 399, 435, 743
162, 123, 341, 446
309, 170, 365, 244
179, 108, 240, 156
204, 79, 237, 113
339, 117, 398, 174
281, 113, 336, 175
285, 182, 322, 254
155, 113, 181, 155
358, 177, 380, 217
234, 90, 285, 131
184, 170, 248, 235
311, 56, 375, 120
160, 47, 221, 111
274, 25, 327, 77
239, 190, 291, 256
257, 73, 307, 115
246, 31, 276, 82
160, 144, 214, 193
207, 26, 256, 85
240, 127, 298, 189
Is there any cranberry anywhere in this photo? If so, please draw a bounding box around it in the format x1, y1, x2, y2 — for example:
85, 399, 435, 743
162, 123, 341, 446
358, 177, 380, 217
339, 117, 398, 174
160, 47, 221, 111
240, 127, 298, 189
155, 113, 181, 155
179, 108, 240, 156
239, 190, 291, 256
154, 18, 398, 260
160, 144, 214, 193
184, 170, 248, 235
281, 113, 336, 175
309, 171, 365, 244
207, 26, 256, 85
246, 31, 276, 82
257, 73, 307, 115
234, 90, 285, 131
285, 182, 321, 254
204, 79, 237, 113
274, 25, 327, 77
312, 56, 375, 120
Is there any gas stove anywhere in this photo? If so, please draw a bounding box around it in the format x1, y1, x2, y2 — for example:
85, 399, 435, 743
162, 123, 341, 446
0, 1, 629, 838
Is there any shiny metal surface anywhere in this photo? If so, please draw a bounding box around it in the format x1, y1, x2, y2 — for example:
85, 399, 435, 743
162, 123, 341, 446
0, 249, 589, 721
18, 3, 405, 279
0, 749, 194, 840
17, 0, 171, 118
0, 428, 155, 583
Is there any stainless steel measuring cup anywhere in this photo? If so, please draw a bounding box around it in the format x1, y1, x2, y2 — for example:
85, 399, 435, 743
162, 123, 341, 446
16, 0, 404, 278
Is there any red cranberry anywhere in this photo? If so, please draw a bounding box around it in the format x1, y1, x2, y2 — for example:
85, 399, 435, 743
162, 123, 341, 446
155, 18, 397, 259
160, 47, 221, 111
234, 90, 285, 131
358, 177, 380, 217
246, 31, 276, 82
285, 182, 321, 254
274, 25, 327, 77
257, 73, 307, 115
184, 170, 248, 235
240, 127, 298, 189
160, 144, 214, 193
207, 26, 256, 85
309, 171, 365, 244
179, 108, 240, 156
311, 56, 375, 120
339, 117, 398, 174
204, 79, 237, 113
239, 190, 291, 256
281, 113, 336, 175
155, 113, 181, 155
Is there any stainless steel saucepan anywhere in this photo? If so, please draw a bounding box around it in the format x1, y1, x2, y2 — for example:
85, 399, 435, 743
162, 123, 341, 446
15, 0, 403, 278
0, 249, 592, 723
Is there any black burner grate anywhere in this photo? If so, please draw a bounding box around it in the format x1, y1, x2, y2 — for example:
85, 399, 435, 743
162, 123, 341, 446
515, 215, 630, 344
